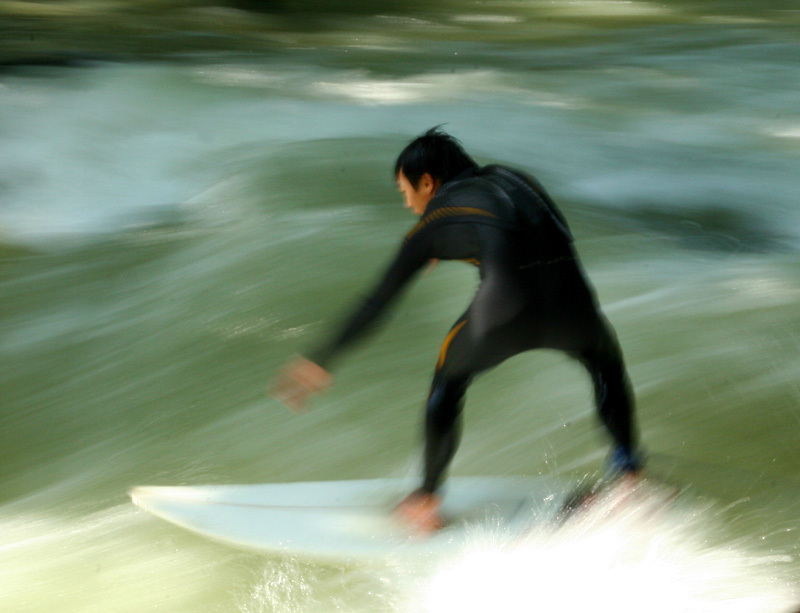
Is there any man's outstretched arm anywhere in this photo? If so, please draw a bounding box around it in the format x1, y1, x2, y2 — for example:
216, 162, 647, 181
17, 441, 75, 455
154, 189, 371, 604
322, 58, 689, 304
270, 231, 431, 411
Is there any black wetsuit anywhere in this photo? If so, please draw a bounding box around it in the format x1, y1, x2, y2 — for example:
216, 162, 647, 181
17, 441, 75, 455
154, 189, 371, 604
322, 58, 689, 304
313, 165, 637, 493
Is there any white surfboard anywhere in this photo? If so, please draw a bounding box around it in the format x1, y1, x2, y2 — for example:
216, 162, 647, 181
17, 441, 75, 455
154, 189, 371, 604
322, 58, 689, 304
130, 477, 563, 560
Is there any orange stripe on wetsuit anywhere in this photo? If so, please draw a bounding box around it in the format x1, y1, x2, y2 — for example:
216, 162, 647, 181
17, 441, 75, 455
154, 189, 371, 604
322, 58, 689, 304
436, 320, 468, 371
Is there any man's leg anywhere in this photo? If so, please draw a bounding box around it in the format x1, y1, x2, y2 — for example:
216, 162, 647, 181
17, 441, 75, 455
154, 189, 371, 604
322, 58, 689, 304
394, 372, 470, 532
577, 331, 641, 472
394, 313, 477, 532
422, 372, 471, 493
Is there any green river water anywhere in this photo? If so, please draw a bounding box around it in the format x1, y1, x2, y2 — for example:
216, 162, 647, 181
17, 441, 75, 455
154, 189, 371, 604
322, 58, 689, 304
1, 1, 800, 610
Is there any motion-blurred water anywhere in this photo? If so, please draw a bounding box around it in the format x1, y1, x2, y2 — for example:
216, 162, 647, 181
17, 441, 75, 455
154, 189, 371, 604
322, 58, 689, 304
1, 1, 799, 610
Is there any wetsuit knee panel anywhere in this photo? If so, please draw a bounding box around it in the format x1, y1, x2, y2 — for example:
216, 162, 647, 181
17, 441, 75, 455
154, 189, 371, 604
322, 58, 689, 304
425, 377, 468, 429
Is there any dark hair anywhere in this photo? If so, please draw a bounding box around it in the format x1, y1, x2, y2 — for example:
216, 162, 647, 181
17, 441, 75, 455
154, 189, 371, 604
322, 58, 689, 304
394, 127, 478, 188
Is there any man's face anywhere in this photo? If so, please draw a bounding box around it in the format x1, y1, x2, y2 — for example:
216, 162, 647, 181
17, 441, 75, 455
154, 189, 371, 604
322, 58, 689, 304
397, 169, 437, 215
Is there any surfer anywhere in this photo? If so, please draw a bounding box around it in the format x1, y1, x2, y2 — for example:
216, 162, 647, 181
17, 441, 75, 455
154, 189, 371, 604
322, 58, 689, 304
272, 128, 642, 532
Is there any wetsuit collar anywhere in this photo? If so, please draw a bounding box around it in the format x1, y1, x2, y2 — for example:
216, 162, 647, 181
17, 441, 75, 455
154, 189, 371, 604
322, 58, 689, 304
436, 166, 481, 197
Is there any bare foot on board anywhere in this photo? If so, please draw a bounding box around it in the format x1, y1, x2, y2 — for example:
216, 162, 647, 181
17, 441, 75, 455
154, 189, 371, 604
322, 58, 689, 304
393, 489, 445, 535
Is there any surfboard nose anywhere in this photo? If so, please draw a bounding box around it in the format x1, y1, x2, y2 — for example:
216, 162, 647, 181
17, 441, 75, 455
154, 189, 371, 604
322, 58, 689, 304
129, 486, 155, 510
129, 487, 144, 501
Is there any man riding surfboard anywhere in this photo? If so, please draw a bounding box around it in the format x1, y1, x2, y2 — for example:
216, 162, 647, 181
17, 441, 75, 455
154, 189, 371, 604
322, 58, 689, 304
272, 128, 643, 532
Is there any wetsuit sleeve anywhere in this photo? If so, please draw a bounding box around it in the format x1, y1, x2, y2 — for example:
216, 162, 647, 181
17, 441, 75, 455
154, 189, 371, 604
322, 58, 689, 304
309, 231, 431, 369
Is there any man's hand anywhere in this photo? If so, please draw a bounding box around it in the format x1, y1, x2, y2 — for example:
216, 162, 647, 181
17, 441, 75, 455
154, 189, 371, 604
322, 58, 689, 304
270, 356, 333, 413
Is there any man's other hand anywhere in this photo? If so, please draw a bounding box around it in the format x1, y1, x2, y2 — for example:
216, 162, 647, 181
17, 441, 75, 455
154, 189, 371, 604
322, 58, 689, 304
270, 356, 332, 413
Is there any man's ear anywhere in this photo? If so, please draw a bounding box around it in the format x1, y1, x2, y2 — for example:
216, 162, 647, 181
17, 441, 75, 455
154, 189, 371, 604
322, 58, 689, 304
419, 173, 439, 196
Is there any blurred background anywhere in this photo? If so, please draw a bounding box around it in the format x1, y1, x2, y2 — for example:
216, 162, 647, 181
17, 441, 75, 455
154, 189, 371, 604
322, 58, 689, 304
1, 1, 799, 611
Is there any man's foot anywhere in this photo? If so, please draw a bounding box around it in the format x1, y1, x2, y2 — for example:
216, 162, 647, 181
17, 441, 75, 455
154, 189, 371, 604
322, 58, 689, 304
608, 445, 644, 476
393, 489, 444, 534
558, 469, 643, 523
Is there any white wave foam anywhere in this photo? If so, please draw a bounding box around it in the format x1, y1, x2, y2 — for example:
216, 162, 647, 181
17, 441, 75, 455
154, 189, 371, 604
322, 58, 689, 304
417, 483, 797, 612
